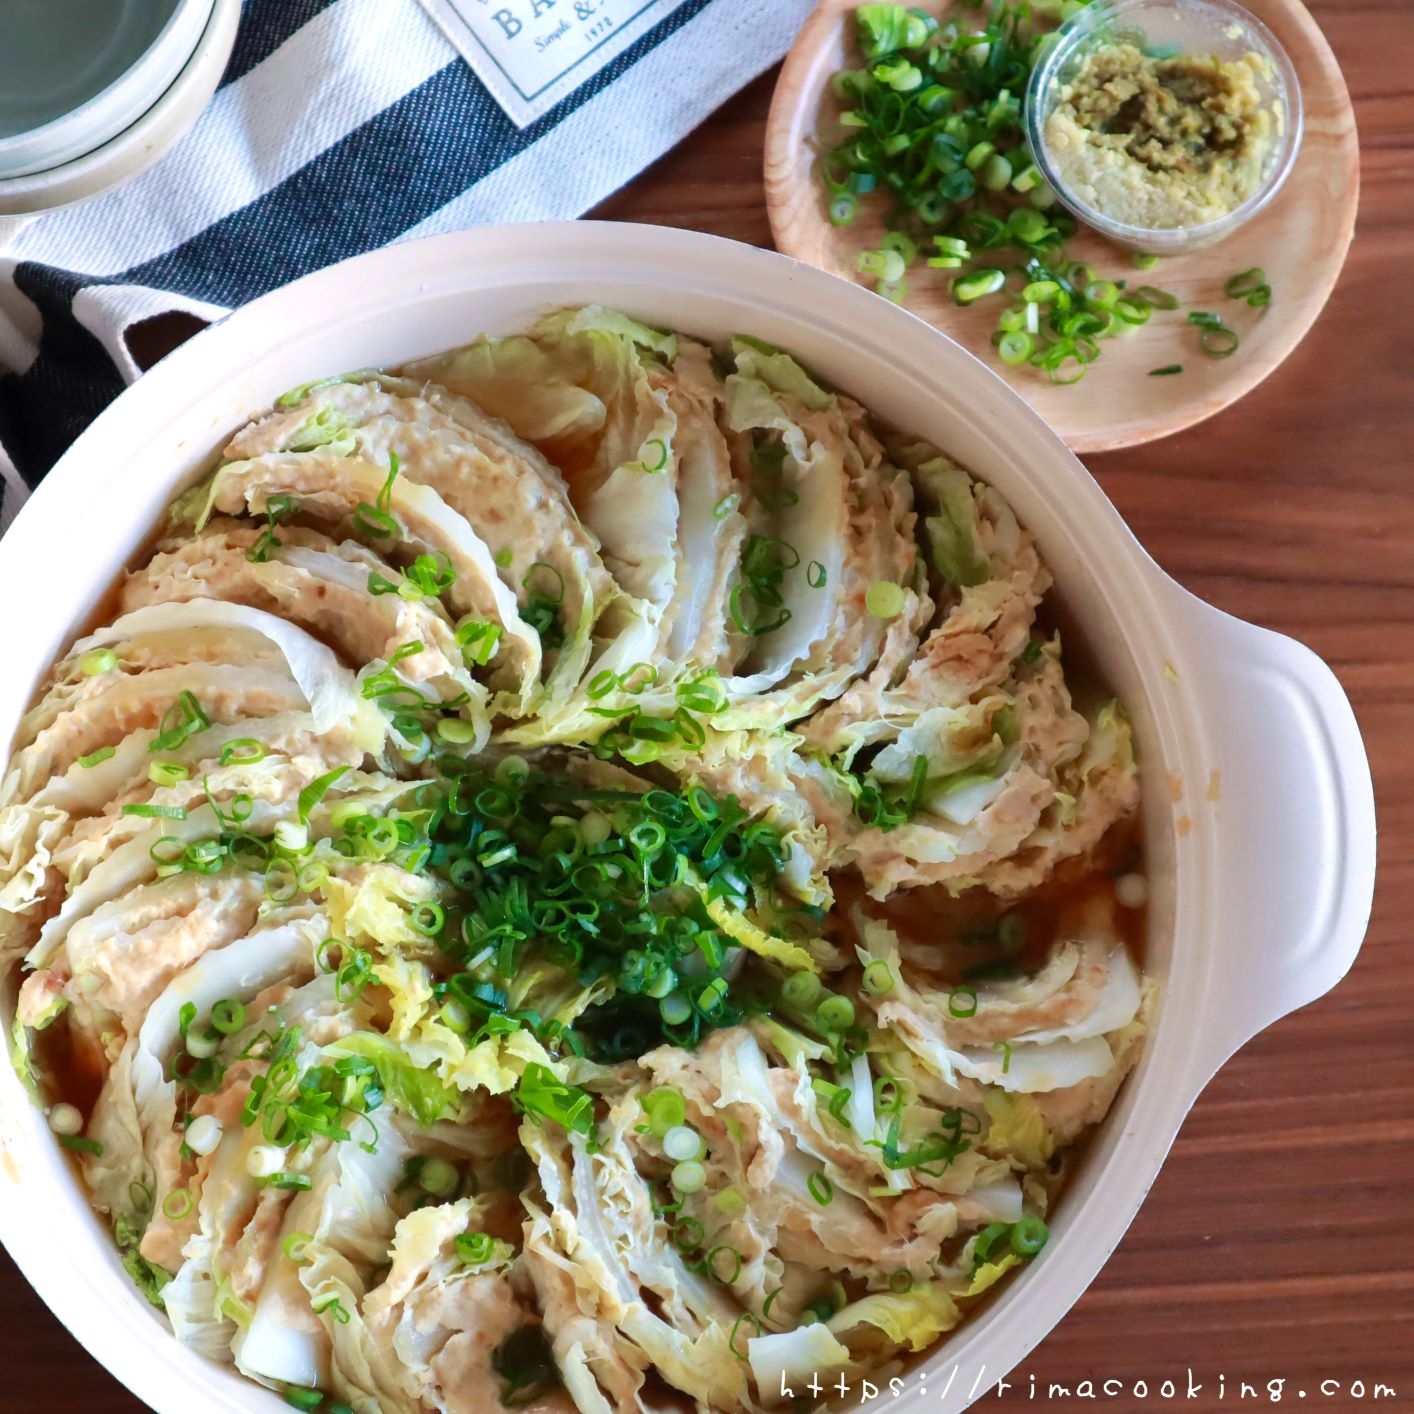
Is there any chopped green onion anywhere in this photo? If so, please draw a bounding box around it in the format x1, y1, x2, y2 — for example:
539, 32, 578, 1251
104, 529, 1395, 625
456, 1231, 497, 1266
1149, 364, 1184, 376
1007, 208, 1049, 245
149, 691, 209, 753
265, 1173, 314, 1192
410, 901, 446, 936
671, 1160, 706, 1194
940, 167, 976, 202
948, 987, 979, 1018
814, 1078, 853, 1124
219, 738, 266, 767
513, 1063, 594, 1136
161, 1188, 194, 1220
980, 153, 1014, 191
1011, 163, 1043, 193
353, 455, 401, 539
77, 745, 116, 768
953, 269, 1007, 305
273, 820, 308, 853
963, 140, 995, 172
618, 662, 658, 694
59, 1136, 104, 1156
79, 648, 118, 677
439, 1000, 471, 1034
185, 1027, 219, 1060
656, 995, 690, 1029
148, 760, 190, 787
642, 1088, 687, 1136
1010, 1214, 1049, 1256
1189, 311, 1240, 356
1224, 267, 1271, 306
997, 331, 1032, 366
522, 561, 565, 605
435, 717, 478, 746
728, 1310, 759, 1358
210, 1000, 247, 1035
858, 248, 907, 284
673, 1216, 705, 1251
282, 1232, 313, 1263
296, 765, 349, 824
817, 995, 855, 1032
47, 1104, 83, 1137
635, 438, 670, 473
865, 580, 905, 618
697, 976, 729, 1016
829, 193, 858, 226
122, 803, 188, 820
420, 1158, 459, 1198
1135, 285, 1180, 311
782, 971, 823, 1010
862, 960, 895, 996
455, 618, 502, 667
675, 675, 725, 716
807, 1171, 834, 1206
708, 1245, 744, 1286
663, 1126, 704, 1163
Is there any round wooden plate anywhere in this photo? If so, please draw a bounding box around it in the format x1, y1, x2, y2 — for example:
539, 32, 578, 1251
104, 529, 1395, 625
765, 0, 1360, 452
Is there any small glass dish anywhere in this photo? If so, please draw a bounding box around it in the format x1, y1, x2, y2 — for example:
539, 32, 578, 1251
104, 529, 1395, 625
1025, 0, 1303, 256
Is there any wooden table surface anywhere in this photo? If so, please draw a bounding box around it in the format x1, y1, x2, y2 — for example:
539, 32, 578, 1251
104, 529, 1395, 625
3, 2, 1411, 1407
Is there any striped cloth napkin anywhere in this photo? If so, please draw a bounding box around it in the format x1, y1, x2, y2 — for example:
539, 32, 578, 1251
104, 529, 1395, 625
0, 0, 811, 533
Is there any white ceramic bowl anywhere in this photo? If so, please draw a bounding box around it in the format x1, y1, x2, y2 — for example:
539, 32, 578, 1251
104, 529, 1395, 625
0, 223, 1376, 1413
0, 0, 214, 180
0, 0, 238, 216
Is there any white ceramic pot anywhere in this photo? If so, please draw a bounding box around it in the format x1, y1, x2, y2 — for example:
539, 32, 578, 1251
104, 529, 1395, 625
0, 0, 215, 179
0, 222, 1376, 1414
0, 0, 238, 215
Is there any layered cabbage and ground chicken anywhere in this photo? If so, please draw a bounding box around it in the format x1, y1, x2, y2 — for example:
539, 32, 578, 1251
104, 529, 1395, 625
0, 309, 1151, 1414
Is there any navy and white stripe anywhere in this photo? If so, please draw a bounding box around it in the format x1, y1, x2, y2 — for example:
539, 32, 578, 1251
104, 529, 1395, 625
0, 0, 811, 532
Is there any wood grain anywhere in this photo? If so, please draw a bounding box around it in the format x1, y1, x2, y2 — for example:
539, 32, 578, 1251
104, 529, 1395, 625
764, 0, 1361, 453
2, 4, 1411, 1405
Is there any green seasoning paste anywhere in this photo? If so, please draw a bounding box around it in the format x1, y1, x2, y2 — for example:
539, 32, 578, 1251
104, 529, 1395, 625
1043, 42, 1278, 229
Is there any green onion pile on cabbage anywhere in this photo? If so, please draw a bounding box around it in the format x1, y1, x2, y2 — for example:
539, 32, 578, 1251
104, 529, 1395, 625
0, 307, 1150, 1414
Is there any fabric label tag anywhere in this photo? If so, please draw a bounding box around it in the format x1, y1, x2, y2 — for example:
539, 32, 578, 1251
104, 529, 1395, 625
417, 0, 695, 128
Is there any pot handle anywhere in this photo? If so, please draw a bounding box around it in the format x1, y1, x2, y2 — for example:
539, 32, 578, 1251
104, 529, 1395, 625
1168, 587, 1376, 1067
